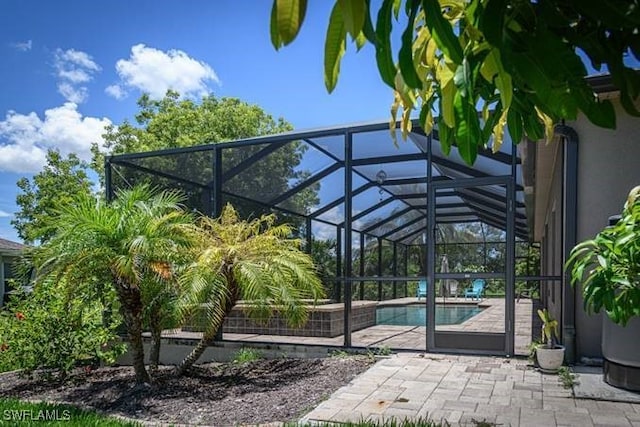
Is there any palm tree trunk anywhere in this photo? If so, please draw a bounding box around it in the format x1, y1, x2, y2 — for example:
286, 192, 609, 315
149, 312, 162, 376
176, 280, 238, 375
117, 281, 150, 384
175, 331, 215, 375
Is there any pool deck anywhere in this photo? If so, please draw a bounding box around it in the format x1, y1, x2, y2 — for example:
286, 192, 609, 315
163, 297, 535, 356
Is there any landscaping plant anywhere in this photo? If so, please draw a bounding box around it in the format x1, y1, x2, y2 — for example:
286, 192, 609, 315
0, 278, 124, 377
537, 308, 559, 348
32, 185, 196, 384
232, 348, 263, 365
567, 185, 640, 326
175, 204, 324, 374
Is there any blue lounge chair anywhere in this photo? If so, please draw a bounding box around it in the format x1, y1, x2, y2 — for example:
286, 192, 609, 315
465, 279, 485, 300
416, 279, 427, 300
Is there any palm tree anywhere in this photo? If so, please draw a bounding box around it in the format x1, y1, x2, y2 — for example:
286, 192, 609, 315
34, 185, 195, 384
175, 204, 324, 375
141, 269, 182, 376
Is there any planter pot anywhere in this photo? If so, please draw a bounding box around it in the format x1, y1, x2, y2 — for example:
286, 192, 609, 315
602, 316, 640, 391
536, 345, 565, 373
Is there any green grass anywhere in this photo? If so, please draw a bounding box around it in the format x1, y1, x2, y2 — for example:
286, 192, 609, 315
0, 399, 141, 426
0, 399, 472, 426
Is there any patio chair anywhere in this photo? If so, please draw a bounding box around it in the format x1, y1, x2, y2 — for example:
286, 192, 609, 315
464, 279, 485, 300
448, 280, 459, 298
416, 279, 427, 300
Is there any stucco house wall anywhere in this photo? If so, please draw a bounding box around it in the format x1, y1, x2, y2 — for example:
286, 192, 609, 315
531, 94, 640, 360
571, 98, 640, 358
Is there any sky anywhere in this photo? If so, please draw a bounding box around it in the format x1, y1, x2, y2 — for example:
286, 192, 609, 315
0, 0, 396, 242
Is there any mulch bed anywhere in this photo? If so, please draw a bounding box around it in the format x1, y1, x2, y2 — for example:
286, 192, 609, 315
0, 356, 374, 425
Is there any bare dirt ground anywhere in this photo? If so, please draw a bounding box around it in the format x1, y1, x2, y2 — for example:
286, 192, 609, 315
0, 356, 374, 426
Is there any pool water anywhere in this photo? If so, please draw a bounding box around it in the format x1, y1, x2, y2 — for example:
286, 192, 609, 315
376, 304, 482, 326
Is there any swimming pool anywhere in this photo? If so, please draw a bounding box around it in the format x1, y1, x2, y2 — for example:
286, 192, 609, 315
376, 304, 482, 326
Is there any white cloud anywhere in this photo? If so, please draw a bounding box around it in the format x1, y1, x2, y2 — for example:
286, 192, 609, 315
53, 48, 101, 103
0, 103, 112, 173
0, 210, 12, 218
57, 49, 100, 71
313, 206, 344, 241
10, 40, 32, 51
108, 44, 219, 100
57, 82, 88, 104
105, 84, 126, 100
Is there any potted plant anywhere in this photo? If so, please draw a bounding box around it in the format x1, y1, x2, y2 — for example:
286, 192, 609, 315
567, 185, 640, 390
535, 308, 565, 372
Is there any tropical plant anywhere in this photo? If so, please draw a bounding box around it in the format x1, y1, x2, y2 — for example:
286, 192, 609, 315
141, 272, 184, 375
175, 204, 324, 374
32, 185, 196, 384
270, 0, 639, 165
537, 308, 559, 349
566, 185, 640, 326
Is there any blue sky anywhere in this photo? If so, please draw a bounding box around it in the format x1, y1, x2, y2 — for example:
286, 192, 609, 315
0, 0, 397, 242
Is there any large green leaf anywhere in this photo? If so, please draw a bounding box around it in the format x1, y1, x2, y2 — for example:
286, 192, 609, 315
422, 0, 463, 65
438, 122, 453, 156
610, 61, 640, 118
324, 3, 347, 93
481, 48, 512, 110
399, 0, 422, 89
393, 0, 402, 19
575, 1, 640, 28
375, 0, 397, 88
270, 2, 282, 49
338, 0, 366, 40
439, 67, 456, 128
506, 107, 523, 145
522, 110, 544, 141
453, 91, 480, 165
273, 0, 308, 48
481, 102, 502, 146
362, 0, 377, 43
479, 0, 506, 46
453, 57, 472, 97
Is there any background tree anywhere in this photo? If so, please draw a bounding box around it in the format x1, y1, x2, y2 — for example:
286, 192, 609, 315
271, 0, 639, 165
309, 237, 338, 298
175, 204, 324, 374
92, 91, 318, 220
12, 150, 92, 244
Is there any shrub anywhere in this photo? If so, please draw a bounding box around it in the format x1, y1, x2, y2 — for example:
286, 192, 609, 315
0, 279, 125, 377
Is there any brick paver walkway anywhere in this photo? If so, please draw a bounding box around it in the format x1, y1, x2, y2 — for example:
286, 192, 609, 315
301, 353, 640, 427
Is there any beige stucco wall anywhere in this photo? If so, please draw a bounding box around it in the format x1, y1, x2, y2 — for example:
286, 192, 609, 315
570, 98, 640, 358
538, 140, 564, 339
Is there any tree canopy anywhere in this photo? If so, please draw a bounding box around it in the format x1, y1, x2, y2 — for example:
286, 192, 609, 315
94, 91, 318, 220
12, 150, 92, 244
271, 0, 640, 165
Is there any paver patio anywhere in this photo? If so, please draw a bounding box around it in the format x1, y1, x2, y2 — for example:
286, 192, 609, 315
301, 353, 640, 427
